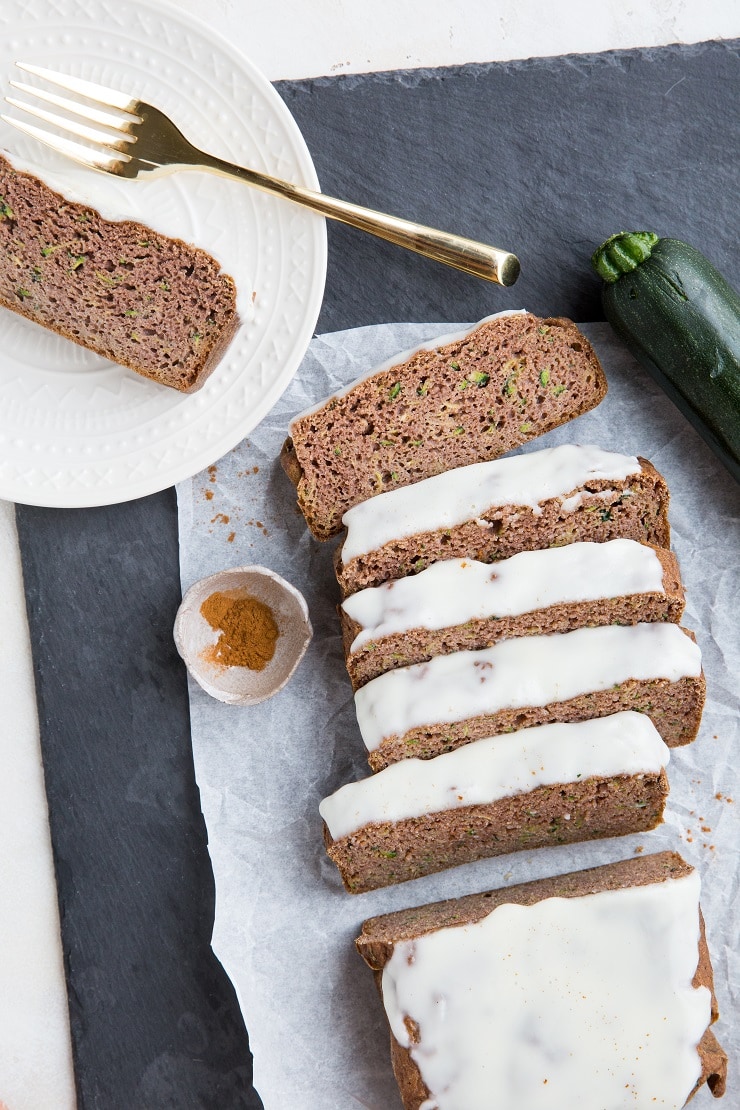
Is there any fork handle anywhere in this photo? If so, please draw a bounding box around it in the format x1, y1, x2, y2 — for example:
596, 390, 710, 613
196, 152, 520, 287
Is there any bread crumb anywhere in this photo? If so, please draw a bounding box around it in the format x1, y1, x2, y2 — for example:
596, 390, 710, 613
204, 489, 214, 501
211, 513, 230, 525
227, 531, 236, 543
208, 464, 217, 483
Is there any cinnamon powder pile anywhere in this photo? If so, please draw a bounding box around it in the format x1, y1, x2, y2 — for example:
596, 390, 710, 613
200, 590, 279, 671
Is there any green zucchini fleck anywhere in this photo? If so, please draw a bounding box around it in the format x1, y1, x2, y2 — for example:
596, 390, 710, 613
469, 370, 490, 387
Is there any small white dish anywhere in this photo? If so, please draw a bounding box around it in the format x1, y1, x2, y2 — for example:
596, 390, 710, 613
174, 566, 312, 705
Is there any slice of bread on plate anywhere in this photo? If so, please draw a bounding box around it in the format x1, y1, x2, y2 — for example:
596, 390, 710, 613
0, 151, 238, 392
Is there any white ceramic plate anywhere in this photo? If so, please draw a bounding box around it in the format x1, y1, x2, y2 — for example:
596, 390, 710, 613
0, 0, 327, 507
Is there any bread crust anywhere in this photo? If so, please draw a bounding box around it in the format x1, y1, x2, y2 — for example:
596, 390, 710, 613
356, 851, 728, 1108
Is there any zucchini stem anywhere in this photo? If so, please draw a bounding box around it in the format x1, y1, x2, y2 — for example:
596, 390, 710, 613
591, 231, 659, 283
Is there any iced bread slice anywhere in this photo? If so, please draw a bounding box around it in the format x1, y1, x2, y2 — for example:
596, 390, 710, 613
321, 713, 670, 893
356, 851, 727, 1110
354, 622, 705, 770
341, 538, 685, 689
335, 443, 670, 596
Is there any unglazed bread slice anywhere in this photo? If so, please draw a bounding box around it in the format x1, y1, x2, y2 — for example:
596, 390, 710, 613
335, 444, 670, 596
320, 713, 670, 893
341, 539, 685, 689
355, 851, 727, 1110
0, 152, 239, 392
354, 622, 705, 770
282, 312, 607, 539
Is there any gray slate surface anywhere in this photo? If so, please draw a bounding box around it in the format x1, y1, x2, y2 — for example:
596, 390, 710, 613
282, 40, 738, 331
14, 39, 739, 1110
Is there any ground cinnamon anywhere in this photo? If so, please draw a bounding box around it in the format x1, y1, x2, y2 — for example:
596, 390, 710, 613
200, 590, 279, 671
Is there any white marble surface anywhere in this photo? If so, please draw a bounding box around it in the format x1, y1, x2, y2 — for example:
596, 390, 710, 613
0, 2, 737, 1108
0, 502, 76, 1110
182, 0, 738, 80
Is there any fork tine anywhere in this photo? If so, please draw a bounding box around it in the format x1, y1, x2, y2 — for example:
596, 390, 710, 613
0, 114, 130, 172
15, 62, 140, 115
10, 80, 137, 131
4, 96, 134, 151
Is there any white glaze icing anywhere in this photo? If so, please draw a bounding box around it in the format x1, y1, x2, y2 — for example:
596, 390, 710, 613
381, 870, 710, 1110
354, 622, 701, 753
291, 309, 525, 422
342, 539, 666, 652
319, 712, 669, 840
2, 148, 251, 318
340, 444, 642, 563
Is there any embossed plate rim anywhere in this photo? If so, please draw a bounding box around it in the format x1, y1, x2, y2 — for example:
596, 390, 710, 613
0, 0, 327, 507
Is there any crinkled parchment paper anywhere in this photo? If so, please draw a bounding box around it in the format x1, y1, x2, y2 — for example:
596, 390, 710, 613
177, 322, 739, 1110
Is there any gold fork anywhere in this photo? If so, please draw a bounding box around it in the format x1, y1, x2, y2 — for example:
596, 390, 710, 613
2, 63, 520, 287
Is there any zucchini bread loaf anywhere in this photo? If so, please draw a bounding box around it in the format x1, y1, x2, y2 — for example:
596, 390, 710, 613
341, 538, 684, 689
335, 443, 670, 596
0, 151, 239, 392
356, 851, 727, 1109
282, 312, 607, 539
321, 713, 670, 892
354, 621, 705, 770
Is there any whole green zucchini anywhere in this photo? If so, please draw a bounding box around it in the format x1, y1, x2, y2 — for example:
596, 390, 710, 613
591, 231, 740, 482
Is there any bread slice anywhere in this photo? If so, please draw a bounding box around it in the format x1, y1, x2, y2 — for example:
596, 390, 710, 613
0, 152, 239, 392
282, 312, 607, 540
356, 851, 727, 1109
320, 713, 670, 893
335, 444, 670, 597
355, 622, 705, 770
341, 539, 684, 689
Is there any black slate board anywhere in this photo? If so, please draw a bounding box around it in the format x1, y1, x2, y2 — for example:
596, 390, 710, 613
14, 40, 739, 1109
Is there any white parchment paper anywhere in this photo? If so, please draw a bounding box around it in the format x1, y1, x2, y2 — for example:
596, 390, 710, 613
176, 322, 739, 1110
